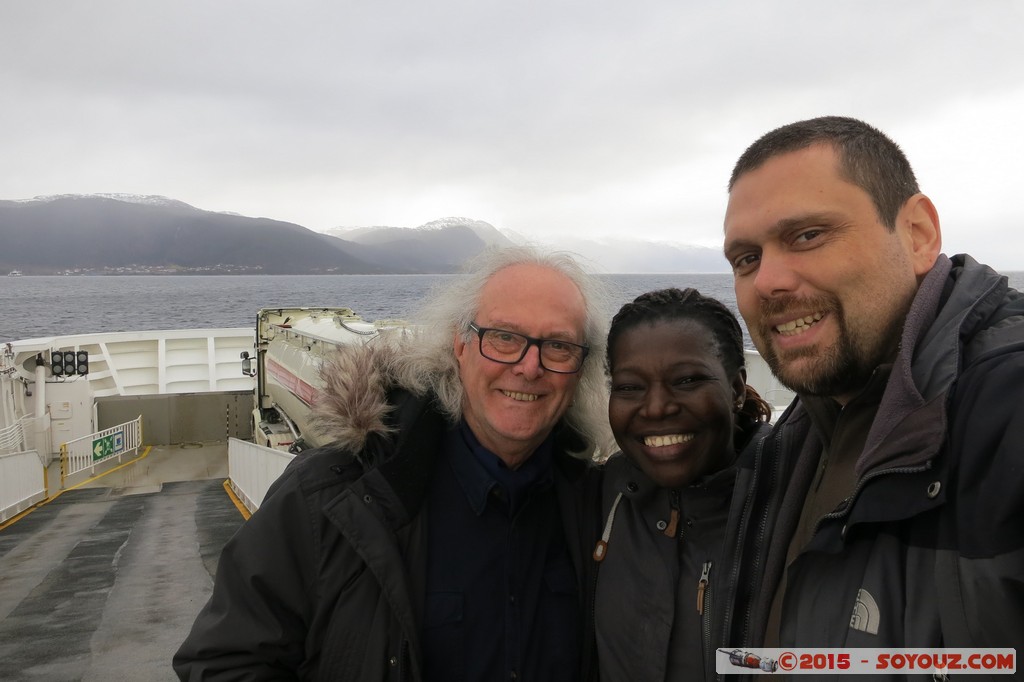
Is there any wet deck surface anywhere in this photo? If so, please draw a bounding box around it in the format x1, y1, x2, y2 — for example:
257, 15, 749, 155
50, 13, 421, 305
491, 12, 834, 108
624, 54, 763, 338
0, 443, 245, 681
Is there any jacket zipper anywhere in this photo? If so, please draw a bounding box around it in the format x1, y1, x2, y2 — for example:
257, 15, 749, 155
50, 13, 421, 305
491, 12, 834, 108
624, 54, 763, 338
698, 561, 713, 677
398, 639, 410, 682
697, 560, 711, 615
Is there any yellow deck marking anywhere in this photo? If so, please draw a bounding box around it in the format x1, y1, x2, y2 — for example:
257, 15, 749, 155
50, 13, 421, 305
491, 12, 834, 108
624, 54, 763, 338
222, 479, 252, 520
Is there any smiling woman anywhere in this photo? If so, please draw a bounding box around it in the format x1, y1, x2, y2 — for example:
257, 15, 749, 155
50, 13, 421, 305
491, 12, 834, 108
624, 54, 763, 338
593, 287, 771, 682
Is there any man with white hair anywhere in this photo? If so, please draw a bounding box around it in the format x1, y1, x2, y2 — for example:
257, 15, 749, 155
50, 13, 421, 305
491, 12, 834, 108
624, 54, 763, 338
175, 245, 609, 681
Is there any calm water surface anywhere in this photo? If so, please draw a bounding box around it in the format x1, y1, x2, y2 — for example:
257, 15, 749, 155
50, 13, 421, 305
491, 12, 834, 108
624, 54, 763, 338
0, 273, 740, 344
3, 271, 1022, 347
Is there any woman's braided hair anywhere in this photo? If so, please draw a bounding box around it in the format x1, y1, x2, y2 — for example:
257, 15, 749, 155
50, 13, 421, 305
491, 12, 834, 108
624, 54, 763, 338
606, 287, 772, 424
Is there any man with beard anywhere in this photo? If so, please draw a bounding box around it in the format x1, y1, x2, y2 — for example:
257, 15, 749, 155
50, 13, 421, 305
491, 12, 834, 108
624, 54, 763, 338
719, 116, 1024, 663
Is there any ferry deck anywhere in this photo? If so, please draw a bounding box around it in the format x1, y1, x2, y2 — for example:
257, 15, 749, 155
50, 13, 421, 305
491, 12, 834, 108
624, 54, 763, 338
0, 442, 244, 681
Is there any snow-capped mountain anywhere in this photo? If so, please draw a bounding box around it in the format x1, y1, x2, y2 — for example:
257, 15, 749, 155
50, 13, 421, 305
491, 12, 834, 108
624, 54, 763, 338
19, 193, 187, 208
2, 194, 730, 273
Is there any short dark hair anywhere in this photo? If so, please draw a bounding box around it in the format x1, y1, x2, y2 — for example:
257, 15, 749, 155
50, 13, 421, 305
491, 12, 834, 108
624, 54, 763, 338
728, 116, 920, 229
606, 287, 771, 423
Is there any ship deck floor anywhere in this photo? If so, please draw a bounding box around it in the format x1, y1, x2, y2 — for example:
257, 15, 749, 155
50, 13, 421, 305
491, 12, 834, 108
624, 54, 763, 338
0, 443, 244, 681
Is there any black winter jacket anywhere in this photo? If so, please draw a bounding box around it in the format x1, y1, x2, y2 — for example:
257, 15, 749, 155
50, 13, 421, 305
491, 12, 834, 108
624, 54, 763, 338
173, 344, 602, 681
595, 422, 771, 682
720, 255, 1024, 676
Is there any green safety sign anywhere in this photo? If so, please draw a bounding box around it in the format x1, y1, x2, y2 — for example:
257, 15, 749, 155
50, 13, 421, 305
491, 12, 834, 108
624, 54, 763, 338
92, 432, 125, 461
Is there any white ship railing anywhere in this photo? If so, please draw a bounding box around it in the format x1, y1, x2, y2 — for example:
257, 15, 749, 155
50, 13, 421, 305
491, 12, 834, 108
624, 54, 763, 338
60, 416, 142, 486
227, 437, 295, 513
0, 415, 32, 455
744, 349, 795, 421
0, 449, 46, 523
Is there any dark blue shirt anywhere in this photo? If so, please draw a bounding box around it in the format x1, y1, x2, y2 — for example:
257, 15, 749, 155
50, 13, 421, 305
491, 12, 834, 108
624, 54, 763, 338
422, 422, 581, 681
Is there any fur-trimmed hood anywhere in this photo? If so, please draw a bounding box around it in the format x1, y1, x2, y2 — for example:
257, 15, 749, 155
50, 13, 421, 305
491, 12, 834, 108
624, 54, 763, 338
311, 339, 408, 454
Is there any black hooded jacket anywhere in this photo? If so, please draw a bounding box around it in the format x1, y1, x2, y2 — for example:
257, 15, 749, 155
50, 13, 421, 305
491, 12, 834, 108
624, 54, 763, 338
719, 254, 1024, 675
173, 341, 602, 681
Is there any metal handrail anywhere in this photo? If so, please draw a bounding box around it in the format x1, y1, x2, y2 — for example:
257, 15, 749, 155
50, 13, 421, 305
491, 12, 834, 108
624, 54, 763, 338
60, 416, 143, 487
0, 415, 32, 453
0, 449, 46, 523
227, 437, 294, 513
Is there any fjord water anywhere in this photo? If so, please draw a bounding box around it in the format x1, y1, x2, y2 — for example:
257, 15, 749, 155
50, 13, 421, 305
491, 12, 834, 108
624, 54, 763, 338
0, 273, 748, 345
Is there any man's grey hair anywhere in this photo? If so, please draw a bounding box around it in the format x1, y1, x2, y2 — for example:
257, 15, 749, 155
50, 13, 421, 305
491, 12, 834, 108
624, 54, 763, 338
390, 244, 614, 459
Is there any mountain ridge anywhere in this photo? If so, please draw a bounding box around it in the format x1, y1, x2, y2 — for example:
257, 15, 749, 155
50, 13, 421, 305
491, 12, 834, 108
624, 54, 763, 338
1, 194, 729, 274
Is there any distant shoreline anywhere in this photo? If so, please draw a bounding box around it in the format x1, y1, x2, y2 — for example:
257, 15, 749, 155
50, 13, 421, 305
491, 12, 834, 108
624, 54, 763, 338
5, 269, 738, 277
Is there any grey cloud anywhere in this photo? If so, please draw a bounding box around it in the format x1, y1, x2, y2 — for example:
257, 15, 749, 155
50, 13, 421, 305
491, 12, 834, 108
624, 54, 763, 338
1, 0, 1022, 269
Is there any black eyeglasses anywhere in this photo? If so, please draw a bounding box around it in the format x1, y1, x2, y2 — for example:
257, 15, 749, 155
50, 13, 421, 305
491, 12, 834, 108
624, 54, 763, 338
468, 322, 589, 374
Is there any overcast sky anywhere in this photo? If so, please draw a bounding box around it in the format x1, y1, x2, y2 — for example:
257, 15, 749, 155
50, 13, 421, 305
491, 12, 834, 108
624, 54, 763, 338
3, 1, 1022, 269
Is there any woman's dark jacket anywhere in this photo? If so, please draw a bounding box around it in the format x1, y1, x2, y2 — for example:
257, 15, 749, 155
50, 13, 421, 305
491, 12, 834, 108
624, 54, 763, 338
594, 421, 771, 681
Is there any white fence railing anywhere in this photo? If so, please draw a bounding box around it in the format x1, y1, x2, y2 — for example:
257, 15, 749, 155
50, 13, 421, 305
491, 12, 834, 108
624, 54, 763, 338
1, 449, 46, 523
228, 437, 295, 513
60, 416, 143, 486
0, 415, 32, 455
